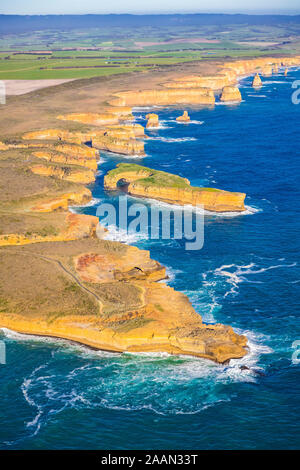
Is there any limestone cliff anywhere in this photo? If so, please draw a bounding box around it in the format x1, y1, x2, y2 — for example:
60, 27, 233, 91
57, 112, 120, 126
146, 113, 159, 128
220, 86, 242, 102
93, 128, 145, 155
104, 163, 246, 213
176, 111, 190, 122
262, 65, 273, 77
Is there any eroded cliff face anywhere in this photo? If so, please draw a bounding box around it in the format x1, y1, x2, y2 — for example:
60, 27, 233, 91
23, 123, 145, 156
220, 86, 242, 102
176, 111, 190, 122
104, 163, 246, 213
252, 73, 262, 88
108, 88, 216, 106
261, 65, 273, 77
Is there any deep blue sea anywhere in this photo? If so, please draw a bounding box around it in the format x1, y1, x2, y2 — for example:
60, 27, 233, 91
1, 69, 300, 450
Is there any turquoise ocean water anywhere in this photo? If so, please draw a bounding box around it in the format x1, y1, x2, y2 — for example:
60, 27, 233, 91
0, 68, 299, 449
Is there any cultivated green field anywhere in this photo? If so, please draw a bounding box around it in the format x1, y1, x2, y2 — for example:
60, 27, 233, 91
0, 21, 299, 79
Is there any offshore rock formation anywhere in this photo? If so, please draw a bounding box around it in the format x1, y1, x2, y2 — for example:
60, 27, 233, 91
23, 124, 144, 156
109, 88, 215, 106
30, 164, 95, 184
104, 163, 246, 213
176, 111, 190, 122
252, 73, 262, 88
146, 113, 159, 128
220, 86, 242, 102
0, 240, 247, 363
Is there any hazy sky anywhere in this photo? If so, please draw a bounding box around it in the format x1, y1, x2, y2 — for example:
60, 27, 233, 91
0, 0, 300, 15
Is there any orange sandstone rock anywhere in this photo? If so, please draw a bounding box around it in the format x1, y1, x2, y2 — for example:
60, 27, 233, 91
262, 65, 273, 77
108, 88, 215, 107
104, 163, 246, 213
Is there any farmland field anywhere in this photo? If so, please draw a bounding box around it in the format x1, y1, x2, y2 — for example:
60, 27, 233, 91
0, 14, 300, 79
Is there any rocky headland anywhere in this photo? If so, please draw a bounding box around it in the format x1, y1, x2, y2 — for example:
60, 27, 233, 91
104, 163, 246, 212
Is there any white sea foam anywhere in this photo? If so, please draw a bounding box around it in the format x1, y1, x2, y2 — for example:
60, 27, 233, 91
103, 224, 147, 244
147, 136, 197, 143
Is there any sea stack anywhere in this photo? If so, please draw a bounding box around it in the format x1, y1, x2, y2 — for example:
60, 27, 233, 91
220, 86, 242, 102
252, 73, 262, 88
104, 163, 246, 213
176, 111, 190, 122
146, 113, 159, 128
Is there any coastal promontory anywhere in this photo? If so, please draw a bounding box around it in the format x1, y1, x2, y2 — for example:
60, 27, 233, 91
104, 163, 246, 212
